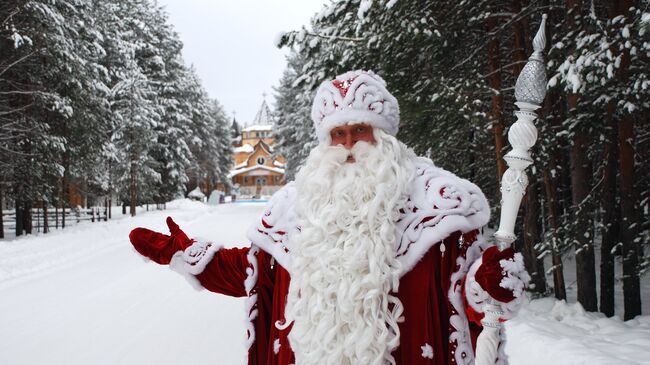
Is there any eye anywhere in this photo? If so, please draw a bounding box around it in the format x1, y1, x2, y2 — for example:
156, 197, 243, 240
335, 130, 345, 137
355, 126, 366, 133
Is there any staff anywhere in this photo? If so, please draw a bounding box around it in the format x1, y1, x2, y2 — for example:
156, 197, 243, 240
475, 14, 548, 365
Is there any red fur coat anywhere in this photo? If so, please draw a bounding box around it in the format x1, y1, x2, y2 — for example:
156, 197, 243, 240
165, 161, 524, 364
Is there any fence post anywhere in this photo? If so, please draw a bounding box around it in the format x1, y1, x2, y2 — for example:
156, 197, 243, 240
36, 207, 40, 233
43, 200, 49, 233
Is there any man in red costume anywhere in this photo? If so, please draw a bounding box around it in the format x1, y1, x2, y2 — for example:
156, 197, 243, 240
130, 70, 529, 365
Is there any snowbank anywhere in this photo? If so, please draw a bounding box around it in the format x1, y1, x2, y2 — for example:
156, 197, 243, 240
506, 298, 650, 365
0, 200, 648, 365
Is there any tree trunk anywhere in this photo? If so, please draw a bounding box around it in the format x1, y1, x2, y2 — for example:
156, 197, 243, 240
15, 199, 23, 237
566, 0, 598, 312
611, 0, 641, 321
599, 101, 617, 317
619, 114, 641, 319
24, 201, 32, 234
510, 0, 531, 76
130, 162, 136, 217
544, 165, 566, 300
570, 140, 598, 308
0, 186, 4, 239
570, 119, 598, 312
61, 176, 67, 229
43, 199, 49, 234
523, 179, 547, 294
486, 16, 507, 181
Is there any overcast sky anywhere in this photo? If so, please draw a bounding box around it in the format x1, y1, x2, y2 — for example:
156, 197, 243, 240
157, 0, 328, 126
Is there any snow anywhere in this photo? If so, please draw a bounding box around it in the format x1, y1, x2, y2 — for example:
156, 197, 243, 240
234, 144, 254, 153
357, 0, 373, 20
506, 298, 650, 365
274, 31, 286, 48
242, 124, 273, 132
228, 164, 285, 178
187, 186, 205, 199
0, 200, 649, 364
0, 200, 264, 365
386, 0, 399, 9
566, 63, 582, 93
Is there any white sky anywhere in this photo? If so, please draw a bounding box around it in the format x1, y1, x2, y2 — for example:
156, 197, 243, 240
157, 0, 328, 126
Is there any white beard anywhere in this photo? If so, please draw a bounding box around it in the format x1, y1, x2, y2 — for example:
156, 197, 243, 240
280, 130, 417, 365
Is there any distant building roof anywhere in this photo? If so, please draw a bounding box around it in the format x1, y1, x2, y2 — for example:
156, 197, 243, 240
228, 165, 285, 178
252, 99, 271, 126
234, 144, 254, 153
242, 124, 273, 132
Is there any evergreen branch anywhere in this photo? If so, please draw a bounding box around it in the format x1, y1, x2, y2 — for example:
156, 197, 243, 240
0, 52, 35, 79
303, 31, 365, 42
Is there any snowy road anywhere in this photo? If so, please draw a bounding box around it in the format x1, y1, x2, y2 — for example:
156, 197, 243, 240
0, 200, 257, 365
0, 200, 649, 365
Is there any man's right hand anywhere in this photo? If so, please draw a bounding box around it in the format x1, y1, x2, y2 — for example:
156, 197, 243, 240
129, 217, 194, 265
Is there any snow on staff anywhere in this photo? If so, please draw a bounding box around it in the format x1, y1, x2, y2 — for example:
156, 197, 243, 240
474, 14, 548, 365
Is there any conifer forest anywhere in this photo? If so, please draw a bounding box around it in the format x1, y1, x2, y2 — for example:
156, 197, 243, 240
1, 0, 649, 322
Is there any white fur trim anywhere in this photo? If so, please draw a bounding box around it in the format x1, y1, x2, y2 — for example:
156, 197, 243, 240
244, 245, 260, 350
464, 256, 490, 313
319, 109, 397, 141
311, 70, 400, 142
463, 251, 529, 320
246, 184, 296, 271
169, 239, 223, 291
499, 253, 530, 299
246, 159, 490, 279
394, 160, 490, 275
448, 232, 490, 365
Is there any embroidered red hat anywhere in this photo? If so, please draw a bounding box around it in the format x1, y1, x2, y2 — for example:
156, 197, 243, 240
311, 70, 400, 142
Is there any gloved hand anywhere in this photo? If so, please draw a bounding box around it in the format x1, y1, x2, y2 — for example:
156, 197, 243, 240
474, 246, 530, 303
129, 217, 194, 265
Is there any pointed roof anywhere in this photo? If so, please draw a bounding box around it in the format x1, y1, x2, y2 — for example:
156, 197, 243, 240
252, 99, 271, 126
231, 116, 241, 133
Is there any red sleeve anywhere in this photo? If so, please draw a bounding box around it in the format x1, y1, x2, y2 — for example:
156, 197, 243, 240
194, 247, 250, 297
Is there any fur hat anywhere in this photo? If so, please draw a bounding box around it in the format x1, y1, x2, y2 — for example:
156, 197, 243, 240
311, 70, 400, 142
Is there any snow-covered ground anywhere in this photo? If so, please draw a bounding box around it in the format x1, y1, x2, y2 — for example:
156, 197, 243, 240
0, 200, 648, 365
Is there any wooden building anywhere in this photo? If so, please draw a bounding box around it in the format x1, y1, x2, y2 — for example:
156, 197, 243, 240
229, 99, 286, 197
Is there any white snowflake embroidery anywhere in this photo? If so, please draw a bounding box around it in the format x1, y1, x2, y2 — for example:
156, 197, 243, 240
421, 343, 434, 359
273, 338, 281, 354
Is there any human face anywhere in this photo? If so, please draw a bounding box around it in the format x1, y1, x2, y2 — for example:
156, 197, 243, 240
329, 123, 376, 149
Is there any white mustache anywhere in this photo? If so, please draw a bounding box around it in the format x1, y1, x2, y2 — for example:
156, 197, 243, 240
327, 141, 375, 164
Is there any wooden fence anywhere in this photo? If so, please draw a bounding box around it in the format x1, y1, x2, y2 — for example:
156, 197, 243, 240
1, 206, 109, 239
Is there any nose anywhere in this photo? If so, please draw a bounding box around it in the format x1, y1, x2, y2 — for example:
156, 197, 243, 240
343, 133, 355, 150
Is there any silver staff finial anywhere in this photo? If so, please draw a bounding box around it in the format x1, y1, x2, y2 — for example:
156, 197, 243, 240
514, 14, 548, 106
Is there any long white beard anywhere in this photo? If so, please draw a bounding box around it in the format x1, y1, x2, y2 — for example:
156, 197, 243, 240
281, 131, 417, 365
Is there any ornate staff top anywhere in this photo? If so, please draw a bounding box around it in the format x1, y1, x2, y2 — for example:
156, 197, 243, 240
494, 13, 547, 248
515, 14, 548, 105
